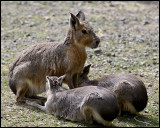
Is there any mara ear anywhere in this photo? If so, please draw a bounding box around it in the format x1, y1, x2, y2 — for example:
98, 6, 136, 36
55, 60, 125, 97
57, 74, 66, 84
46, 76, 52, 89
46, 76, 50, 81
70, 12, 80, 31
83, 64, 91, 74
80, 64, 92, 77
76, 10, 85, 21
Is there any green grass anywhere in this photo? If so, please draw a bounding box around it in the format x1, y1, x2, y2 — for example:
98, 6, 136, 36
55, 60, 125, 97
1, 1, 159, 127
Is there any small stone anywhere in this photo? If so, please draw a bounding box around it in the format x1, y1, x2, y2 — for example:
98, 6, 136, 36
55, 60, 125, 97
144, 52, 149, 56
136, 36, 144, 43
109, 2, 115, 7
144, 21, 150, 25
29, 23, 37, 27
89, 54, 93, 58
122, 66, 128, 69
26, 33, 31, 37
144, 110, 149, 113
153, 57, 157, 60
129, 70, 132, 73
13, 39, 17, 42
140, 73, 144, 77
148, 84, 153, 87
154, 16, 159, 21
153, 61, 158, 65
45, 16, 50, 20
118, 34, 121, 37
107, 59, 112, 63
120, 17, 126, 21
111, 53, 116, 57
106, 52, 112, 56
94, 48, 102, 54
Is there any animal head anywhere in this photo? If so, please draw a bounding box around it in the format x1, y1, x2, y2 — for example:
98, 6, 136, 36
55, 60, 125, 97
78, 64, 91, 85
70, 11, 100, 48
46, 75, 66, 92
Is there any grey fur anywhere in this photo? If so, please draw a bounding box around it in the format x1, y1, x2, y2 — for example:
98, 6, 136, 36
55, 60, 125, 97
78, 64, 148, 115
26, 75, 119, 126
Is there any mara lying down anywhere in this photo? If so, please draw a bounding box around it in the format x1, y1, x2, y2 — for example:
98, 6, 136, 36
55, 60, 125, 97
26, 75, 119, 126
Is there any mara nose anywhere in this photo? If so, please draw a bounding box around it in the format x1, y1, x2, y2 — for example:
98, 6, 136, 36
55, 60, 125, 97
96, 38, 100, 45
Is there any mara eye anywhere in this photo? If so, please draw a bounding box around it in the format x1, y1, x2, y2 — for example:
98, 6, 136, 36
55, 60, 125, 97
81, 29, 87, 34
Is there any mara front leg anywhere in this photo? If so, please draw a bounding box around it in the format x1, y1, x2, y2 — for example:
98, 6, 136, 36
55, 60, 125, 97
65, 74, 78, 89
26, 100, 47, 112
72, 73, 79, 88
16, 82, 29, 102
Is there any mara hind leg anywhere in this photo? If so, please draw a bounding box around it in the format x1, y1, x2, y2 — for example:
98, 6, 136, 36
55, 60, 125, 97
82, 106, 94, 124
65, 74, 74, 89
65, 72, 80, 89
114, 80, 139, 115
91, 109, 112, 127
122, 101, 139, 115
16, 82, 29, 102
72, 73, 79, 88
82, 106, 112, 126
118, 102, 123, 116
119, 100, 139, 115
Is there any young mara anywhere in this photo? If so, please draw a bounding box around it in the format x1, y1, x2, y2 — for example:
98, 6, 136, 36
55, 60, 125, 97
26, 75, 119, 126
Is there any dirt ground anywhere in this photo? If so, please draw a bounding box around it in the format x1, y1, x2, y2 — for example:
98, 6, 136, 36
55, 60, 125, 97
1, 1, 159, 127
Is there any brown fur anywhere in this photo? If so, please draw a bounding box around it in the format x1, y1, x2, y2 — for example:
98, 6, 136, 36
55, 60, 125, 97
8, 11, 100, 102
78, 64, 148, 115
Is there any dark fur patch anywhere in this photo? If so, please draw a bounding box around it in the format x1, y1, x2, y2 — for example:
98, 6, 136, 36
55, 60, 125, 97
9, 79, 17, 95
